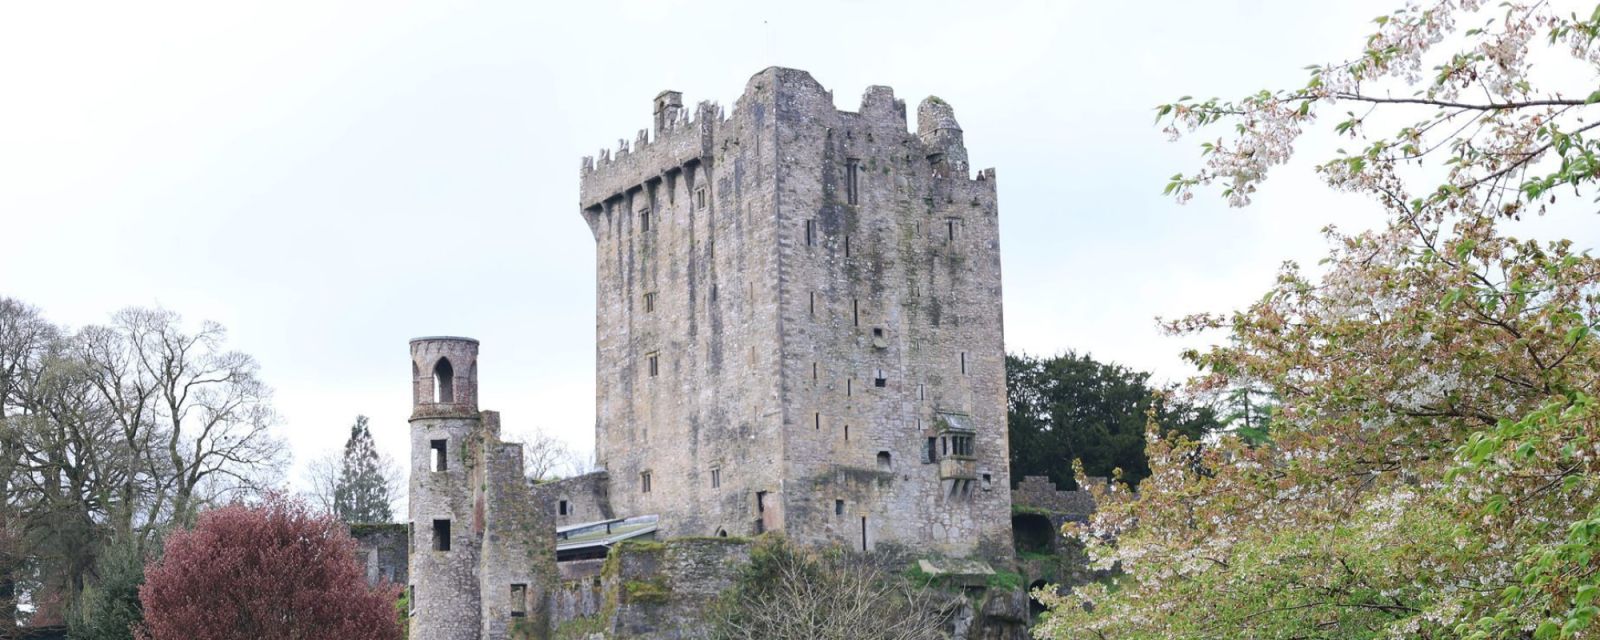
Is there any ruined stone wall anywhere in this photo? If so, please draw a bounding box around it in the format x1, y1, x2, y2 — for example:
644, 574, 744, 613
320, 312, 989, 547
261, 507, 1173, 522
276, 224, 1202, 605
533, 471, 614, 528
580, 68, 1013, 558
474, 417, 558, 639
582, 81, 786, 539
599, 539, 752, 639
1011, 475, 1096, 518
350, 523, 408, 586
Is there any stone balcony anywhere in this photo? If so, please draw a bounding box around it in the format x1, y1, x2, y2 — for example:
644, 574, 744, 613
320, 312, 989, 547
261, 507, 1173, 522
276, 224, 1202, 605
939, 457, 977, 481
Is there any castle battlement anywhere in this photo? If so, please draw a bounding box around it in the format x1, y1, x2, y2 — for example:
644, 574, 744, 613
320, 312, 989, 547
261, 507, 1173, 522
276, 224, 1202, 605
577, 67, 997, 220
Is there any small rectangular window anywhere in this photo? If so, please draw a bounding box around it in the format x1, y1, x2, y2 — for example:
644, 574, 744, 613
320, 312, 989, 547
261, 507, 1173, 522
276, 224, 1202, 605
756, 491, 767, 513
432, 519, 451, 552
926, 437, 938, 463
430, 439, 448, 472
805, 219, 815, 246
844, 424, 850, 440
918, 384, 926, 400
960, 352, 967, 375
946, 218, 960, 243
639, 209, 651, 232
711, 468, 721, 489
852, 299, 860, 326
558, 500, 569, 516
809, 292, 816, 316
982, 474, 993, 491
644, 292, 657, 313
874, 369, 887, 388
814, 412, 821, 430
510, 584, 527, 618
696, 187, 707, 210
812, 362, 818, 380
844, 235, 851, 257
647, 352, 660, 377
835, 499, 844, 516
641, 471, 652, 493
846, 379, 853, 396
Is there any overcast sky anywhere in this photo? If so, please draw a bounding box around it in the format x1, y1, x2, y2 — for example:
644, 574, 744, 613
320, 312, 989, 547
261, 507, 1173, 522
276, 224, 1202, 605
4, 0, 1595, 489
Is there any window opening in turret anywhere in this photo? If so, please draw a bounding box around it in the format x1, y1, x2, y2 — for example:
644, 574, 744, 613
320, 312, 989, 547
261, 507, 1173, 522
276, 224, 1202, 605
433, 358, 454, 403
641, 471, 652, 493
510, 584, 527, 617
877, 451, 892, 471
430, 439, 447, 472
558, 500, 569, 516
432, 519, 451, 551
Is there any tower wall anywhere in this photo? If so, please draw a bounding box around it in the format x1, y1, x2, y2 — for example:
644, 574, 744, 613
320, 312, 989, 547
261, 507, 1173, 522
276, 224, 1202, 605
408, 338, 484, 640
580, 68, 1012, 559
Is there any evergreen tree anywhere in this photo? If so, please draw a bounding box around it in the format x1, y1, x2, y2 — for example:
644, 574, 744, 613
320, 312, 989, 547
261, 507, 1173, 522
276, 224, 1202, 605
333, 416, 392, 524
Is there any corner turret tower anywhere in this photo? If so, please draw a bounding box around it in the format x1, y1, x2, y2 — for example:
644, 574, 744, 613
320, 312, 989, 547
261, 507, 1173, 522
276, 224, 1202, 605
408, 337, 483, 640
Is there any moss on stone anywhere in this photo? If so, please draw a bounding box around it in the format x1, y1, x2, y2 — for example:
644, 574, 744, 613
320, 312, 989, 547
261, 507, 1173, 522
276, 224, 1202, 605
552, 615, 606, 639
623, 578, 671, 604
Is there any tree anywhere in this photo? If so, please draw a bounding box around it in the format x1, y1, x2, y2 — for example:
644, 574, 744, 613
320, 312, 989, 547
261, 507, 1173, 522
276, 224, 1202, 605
0, 299, 286, 628
67, 536, 150, 640
136, 494, 399, 640
1006, 352, 1221, 489
507, 429, 582, 483
1038, 3, 1600, 638
333, 416, 393, 524
705, 537, 949, 640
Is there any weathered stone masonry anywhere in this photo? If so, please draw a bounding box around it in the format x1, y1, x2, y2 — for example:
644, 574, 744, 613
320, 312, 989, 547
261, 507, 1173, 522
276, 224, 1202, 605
580, 67, 1013, 559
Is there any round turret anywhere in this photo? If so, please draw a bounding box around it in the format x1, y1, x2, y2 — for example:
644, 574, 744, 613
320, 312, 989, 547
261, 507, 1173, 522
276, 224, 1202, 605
410, 337, 479, 419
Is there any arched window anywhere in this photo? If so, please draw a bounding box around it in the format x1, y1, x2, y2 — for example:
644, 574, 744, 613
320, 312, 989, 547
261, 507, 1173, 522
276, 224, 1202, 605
876, 451, 892, 471
433, 358, 454, 403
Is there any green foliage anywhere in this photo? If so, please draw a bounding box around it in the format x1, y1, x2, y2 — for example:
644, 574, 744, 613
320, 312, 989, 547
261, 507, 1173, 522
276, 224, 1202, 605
985, 570, 1024, 591
394, 588, 409, 640
66, 537, 149, 640
1006, 351, 1222, 489
334, 415, 393, 524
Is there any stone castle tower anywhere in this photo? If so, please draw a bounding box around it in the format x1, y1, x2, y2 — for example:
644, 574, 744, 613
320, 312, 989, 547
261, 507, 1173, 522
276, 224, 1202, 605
579, 67, 1013, 558
408, 337, 555, 640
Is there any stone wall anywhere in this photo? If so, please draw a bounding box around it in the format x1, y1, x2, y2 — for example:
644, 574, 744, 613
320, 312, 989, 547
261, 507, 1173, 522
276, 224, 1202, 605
534, 471, 614, 528
350, 523, 408, 586
1011, 475, 1096, 519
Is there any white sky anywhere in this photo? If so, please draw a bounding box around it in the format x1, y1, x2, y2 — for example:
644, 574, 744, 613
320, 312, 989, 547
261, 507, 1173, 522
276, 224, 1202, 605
3, 0, 1595, 489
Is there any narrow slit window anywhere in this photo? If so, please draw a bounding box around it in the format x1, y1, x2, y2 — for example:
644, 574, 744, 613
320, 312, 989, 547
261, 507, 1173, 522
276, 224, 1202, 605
852, 299, 859, 326
711, 468, 721, 489
510, 584, 527, 618
647, 352, 660, 377
805, 219, 815, 246
812, 362, 818, 380
639, 209, 651, 232
844, 424, 850, 440
814, 412, 821, 430
926, 437, 938, 463
430, 439, 448, 472
918, 384, 926, 400
695, 186, 707, 210
641, 471, 652, 493
846, 158, 861, 205
644, 291, 657, 313
844, 235, 851, 257
946, 218, 960, 243
809, 292, 816, 316
846, 379, 853, 396
432, 519, 451, 552
756, 491, 767, 513
960, 352, 968, 375
558, 500, 569, 516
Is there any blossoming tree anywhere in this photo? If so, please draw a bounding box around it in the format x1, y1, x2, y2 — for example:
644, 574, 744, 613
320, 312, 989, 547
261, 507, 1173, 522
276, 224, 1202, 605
1036, 2, 1600, 638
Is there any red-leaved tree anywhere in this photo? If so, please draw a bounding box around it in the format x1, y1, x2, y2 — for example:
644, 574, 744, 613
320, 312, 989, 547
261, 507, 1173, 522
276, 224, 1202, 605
136, 494, 400, 640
